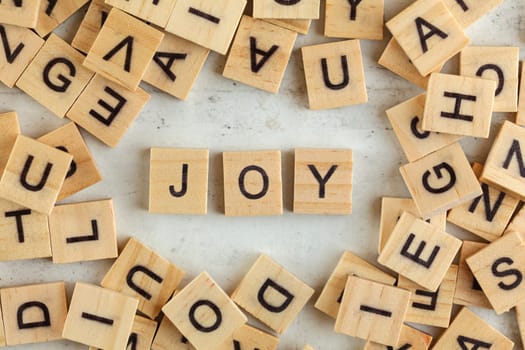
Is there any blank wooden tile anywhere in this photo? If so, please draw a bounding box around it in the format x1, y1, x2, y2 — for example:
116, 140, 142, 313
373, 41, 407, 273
89, 315, 157, 350
448, 163, 519, 242
442, 0, 504, 28
66, 74, 151, 148
37, 123, 102, 201
71, 0, 113, 54
0, 24, 44, 88
386, 94, 462, 162
432, 307, 513, 350
293, 148, 352, 215
364, 324, 432, 350
0, 0, 41, 28
314, 251, 396, 319
467, 231, 525, 314
0, 135, 72, 215
49, 199, 118, 264
325, 0, 383, 40
223, 16, 297, 94
223, 150, 282, 216
151, 316, 196, 350
400, 142, 482, 218
143, 33, 210, 100
162, 272, 247, 350
453, 241, 491, 309
1, 282, 67, 345
516, 62, 525, 126
218, 324, 279, 350
84, 8, 164, 91
302, 40, 367, 110
386, 0, 469, 76
34, 0, 89, 37
0, 112, 20, 174
101, 237, 185, 319
335, 276, 410, 346
62, 282, 138, 349
149, 148, 209, 214
106, 0, 177, 27
264, 18, 311, 34
231, 254, 314, 333
378, 211, 462, 291
16, 34, 95, 118
253, 0, 319, 19
165, 0, 247, 55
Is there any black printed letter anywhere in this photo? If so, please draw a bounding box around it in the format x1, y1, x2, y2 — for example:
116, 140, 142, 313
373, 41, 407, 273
250, 37, 279, 73
188, 300, 222, 332
55, 146, 77, 178
0, 24, 24, 63
412, 288, 438, 311
43, 57, 76, 93
422, 162, 456, 194
476, 64, 504, 96
238, 165, 269, 200
5, 209, 31, 243
400, 233, 440, 269
491, 257, 523, 291
415, 17, 448, 53
441, 92, 476, 122
502, 139, 525, 177
20, 155, 53, 192
307, 164, 337, 198
410, 116, 430, 139
66, 219, 99, 243
89, 86, 127, 126
153, 52, 187, 81
468, 184, 505, 222
44, 0, 58, 15
188, 7, 220, 24
126, 265, 164, 300
169, 163, 188, 197
103, 36, 133, 72
348, 0, 362, 20
321, 56, 349, 90
17, 301, 51, 329
457, 335, 492, 350
257, 278, 294, 313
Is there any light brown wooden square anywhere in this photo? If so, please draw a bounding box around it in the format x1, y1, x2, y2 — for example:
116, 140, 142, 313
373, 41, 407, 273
253, 0, 319, 19
66, 74, 150, 148
400, 142, 482, 218
49, 199, 118, 264
517, 62, 525, 126
151, 316, 196, 350
386, 0, 469, 76
293, 148, 352, 215
363, 324, 432, 350
149, 148, 209, 214
218, 324, 279, 350
71, 0, 113, 54
62, 282, 138, 349
506, 204, 525, 234
334, 276, 410, 346
165, 0, 247, 55
442, 0, 504, 28
83, 8, 164, 91
1, 282, 67, 345
0, 135, 72, 215
378, 211, 462, 291
314, 251, 396, 319
325, 0, 383, 40
302, 39, 367, 110
0, 0, 41, 28
231, 254, 313, 333
162, 272, 247, 349
16, 34, 95, 118
264, 19, 311, 34
89, 315, 157, 350
34, 0, 89, 37
0, 111, 20, 174
105, 0, 177, 27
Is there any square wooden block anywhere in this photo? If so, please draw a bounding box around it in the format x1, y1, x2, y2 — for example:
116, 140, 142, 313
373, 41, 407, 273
89, 315, 157, 350
448, 163, 519, 242
466, 231, 525, 314
364, 324, 432, 350
302, 40, 367, 110
386, 0, 469, 76
149, 148, 209, 214
66, 74, 151, 148
481, 121, 525, 201
1, 282, 67, 346
16, 34, 95, 118
101, 237, 185, 319
231, 254, 314, 333
400, 142, 482, 218
62, 282, 138, 349
0, 24, 44, 88
71, 0, 113, 54
386, 94, 462, 162
152, 316, 196, 350
0, 135, 72, 215
223, 16, 297, 94
442, 0, 504, 28
335, 276, 410, 346
293, 148, 352, 215
325, 0, 383, 40
143, 32, 210, 101
516, 62, 525, 126
106, 0, 177, 27
432, 307, 513, 350
37, 123, 102, 201
378, 211, 462, 291
253, 0, 319, 19
218, 324, 279, 350
0, 111, 20, 174
162, 272, 247, 350
0, 0, 41, 28
314, 251, 396, 319
223, 150, 282, 216
49, 199, 118, 264
264, 18, 311, 34
453, 241, 491, 309
34, 0, 89, 37
84, 8, 164, 91
165, 0, 247, 55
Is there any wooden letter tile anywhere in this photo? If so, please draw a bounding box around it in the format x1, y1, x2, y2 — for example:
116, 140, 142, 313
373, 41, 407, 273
442, 0, 504, 28
231, 254, 314, 333
293, 148, 352, 215
378, 211, 462, 291
0, 111, 20, 174
264, 18, 311, 34
223, 150, 282, 216
34, 0, 89, 37
62, 282, 138, 349
149, 148, 209, 214
0, 301, 5, 346
83, 8, 164, 91
400, 142, 482, 218
314, 251, 396, 319
334, 276, 410, 346
1, 282, 67, 345
162, 272, 247, 349
105, 0, 178, 27
152, 316, 196, 350
324, 0, 383, 40
101, 237, 185, 319
364, 324, 432, 350
89, 315, 157, 350
253, 0, 319, 19
49, 199, 118, 264
218, 324, 279, 350
165, 0, 247, 55
71, 0, 113, 54
516, 300, 525, 349
302, 40, 367, 110
517, 62, 525, 126
0, 0, 41, 28
0, 135, 72, 215
386, 0, 469, 76
66, 74, 150, 148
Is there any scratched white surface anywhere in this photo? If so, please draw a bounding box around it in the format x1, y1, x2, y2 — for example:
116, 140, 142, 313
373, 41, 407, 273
0, 1, 524, 349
